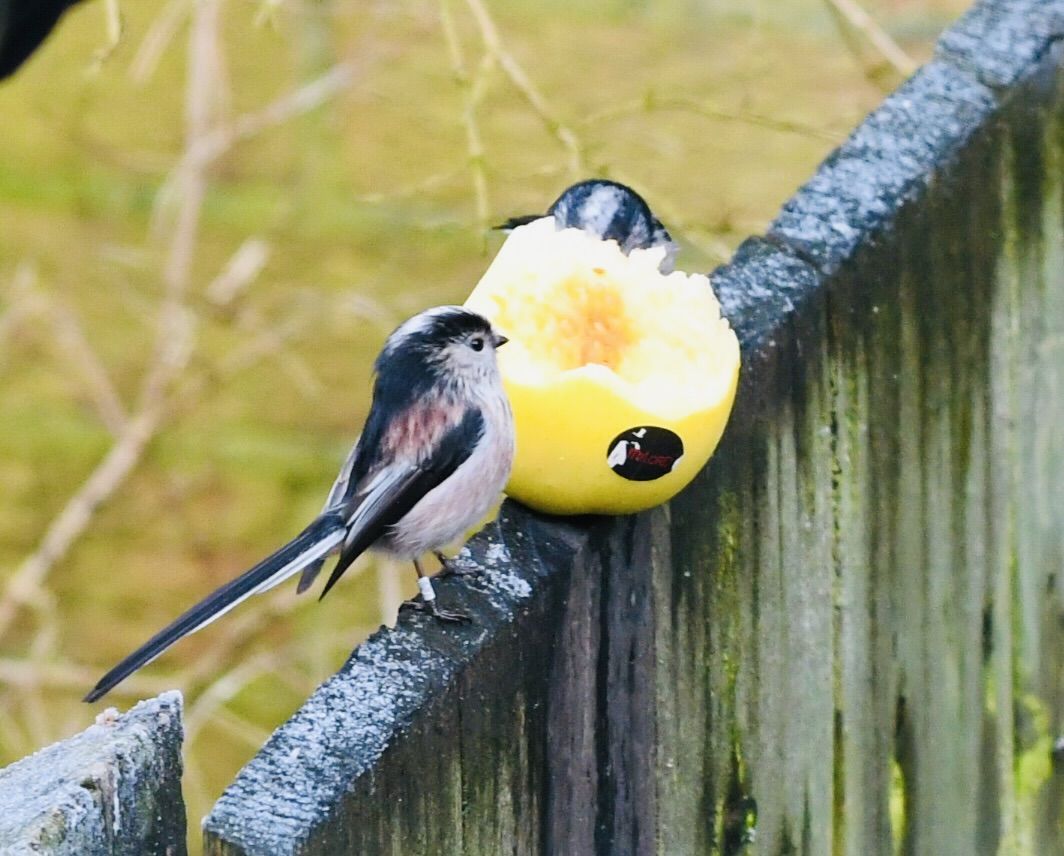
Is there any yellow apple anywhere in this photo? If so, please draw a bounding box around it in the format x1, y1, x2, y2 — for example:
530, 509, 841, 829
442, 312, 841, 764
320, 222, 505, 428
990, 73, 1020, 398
465, 217, 740, 515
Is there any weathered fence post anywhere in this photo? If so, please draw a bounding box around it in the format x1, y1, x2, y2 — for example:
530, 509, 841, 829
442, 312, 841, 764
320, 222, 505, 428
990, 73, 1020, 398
0, 691, 185, 855
202, 1, 1064, 853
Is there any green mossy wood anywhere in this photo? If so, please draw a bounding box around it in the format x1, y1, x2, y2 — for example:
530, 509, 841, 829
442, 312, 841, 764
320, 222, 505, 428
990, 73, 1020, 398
199, 1, 1064, 853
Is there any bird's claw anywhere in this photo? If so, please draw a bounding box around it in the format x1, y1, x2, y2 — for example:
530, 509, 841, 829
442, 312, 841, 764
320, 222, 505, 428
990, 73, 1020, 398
430, 605, 472, 624
400, 598, 472, 624
432, 550, 482, 580
434, 559, 482, 580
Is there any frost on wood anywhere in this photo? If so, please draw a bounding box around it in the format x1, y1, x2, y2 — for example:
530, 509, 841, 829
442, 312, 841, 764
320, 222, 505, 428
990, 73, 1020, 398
204, 505, 585, 856
0, 691, 186, 855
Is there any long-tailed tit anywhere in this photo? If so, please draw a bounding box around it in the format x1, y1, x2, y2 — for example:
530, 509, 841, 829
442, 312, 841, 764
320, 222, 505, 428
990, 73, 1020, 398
497, 179, 678, 272
85, 306, 514, 703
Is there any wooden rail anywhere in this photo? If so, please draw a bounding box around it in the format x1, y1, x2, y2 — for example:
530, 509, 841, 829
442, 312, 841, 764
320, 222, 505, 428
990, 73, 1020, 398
202, 2, 1064, 853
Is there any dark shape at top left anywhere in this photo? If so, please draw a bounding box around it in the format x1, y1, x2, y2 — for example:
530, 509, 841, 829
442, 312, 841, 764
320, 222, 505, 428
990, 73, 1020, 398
0, 0, 87, 80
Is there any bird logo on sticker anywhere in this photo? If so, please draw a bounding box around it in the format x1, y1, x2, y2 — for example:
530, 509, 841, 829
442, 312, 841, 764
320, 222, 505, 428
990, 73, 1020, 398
606, 426, 684, 482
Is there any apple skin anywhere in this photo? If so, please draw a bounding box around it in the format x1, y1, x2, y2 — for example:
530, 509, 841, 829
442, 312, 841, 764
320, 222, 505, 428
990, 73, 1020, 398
466, 218, 740, 516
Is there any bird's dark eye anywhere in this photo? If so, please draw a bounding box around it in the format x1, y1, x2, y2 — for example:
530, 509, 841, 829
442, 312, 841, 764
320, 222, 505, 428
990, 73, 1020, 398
469, 337, 485, 352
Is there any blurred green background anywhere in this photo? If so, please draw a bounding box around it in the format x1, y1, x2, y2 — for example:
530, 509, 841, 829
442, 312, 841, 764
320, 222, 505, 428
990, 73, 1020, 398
0, 0, 966, 849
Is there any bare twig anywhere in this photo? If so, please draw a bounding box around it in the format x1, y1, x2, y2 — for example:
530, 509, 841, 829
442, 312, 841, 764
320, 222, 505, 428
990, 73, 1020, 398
354, 165, 465, 204
89, 0, 125, 72
0, 266, 126, 433
44, 298, 129, 435
582, 94, 842, 143
169, 64, 354, 176
0, 0, 220, 643
0, 657, 173, 696
0, 261, 40, 335
184, 653, 276, 744
152, 61, 357, 237
440, 0, 493, 233
824, 0, 917, 77
139, 0, 221, 411
0, 406, 167, 639
253, 0, 288, 30
277, 351, 324, 398
462, 0, 584, 174
604, 168, 735, 265
376, 558, 405, 628
216, 62, 353, 153
129, 0, 190, 84
207, 238, 271, 307
217, 308, 319, 376
163, 291, 384, 436
20, 603, 60, 747
207, 707, 274, 749
181, 756, 211, 837
0, 703, 32, 758
18, 679, 51, 750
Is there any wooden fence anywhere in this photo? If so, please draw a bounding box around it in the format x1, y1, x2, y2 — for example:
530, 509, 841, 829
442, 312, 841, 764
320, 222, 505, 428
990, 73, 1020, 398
204, 1, 1064, 852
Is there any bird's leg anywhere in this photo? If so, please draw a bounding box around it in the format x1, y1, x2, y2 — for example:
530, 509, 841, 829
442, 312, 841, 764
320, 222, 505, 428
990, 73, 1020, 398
432, 549, 482, 580
400, 558, 472, 624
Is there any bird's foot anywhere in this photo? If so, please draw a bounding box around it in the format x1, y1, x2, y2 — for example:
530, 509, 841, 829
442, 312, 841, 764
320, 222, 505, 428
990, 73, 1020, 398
433, 551, 482, 580
400, 597, 472, 624
434, 560, 482, 580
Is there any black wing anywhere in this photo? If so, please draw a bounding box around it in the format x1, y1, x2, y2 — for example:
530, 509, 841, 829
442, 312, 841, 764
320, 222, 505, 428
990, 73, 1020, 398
84, 512, 348, 703
296, 340, 438, 593
316, 407, 485, 600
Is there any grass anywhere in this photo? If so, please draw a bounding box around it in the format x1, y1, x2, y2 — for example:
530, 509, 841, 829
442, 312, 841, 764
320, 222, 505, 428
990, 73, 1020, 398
0, 0, 967, 850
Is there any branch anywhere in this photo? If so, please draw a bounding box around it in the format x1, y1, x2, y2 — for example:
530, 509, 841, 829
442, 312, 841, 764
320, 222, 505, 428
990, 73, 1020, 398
184, 654, 276, 744
0, 657, 173, 697
824, 0, 917, 78
129, 0, 190, 84
177, 63, 355, 176
0, 405, 165, 638
462, 0, 584, 174
375, 558, 406, 629
606, 169, 736, 265
0, 266, 127, 433
0, 0, 219, 644
44, 297, 129, 435
353, 165, 465, 204
582, 94, 842, 143
89, 0, 125, 72
440, 0, 492, 233
206, 238, 271, 307
0, 263, 41, 353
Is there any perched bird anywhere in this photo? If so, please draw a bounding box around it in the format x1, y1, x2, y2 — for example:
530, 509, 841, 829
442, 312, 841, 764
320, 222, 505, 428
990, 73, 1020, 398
497, 179, 678, 272
85, 306, 514, 703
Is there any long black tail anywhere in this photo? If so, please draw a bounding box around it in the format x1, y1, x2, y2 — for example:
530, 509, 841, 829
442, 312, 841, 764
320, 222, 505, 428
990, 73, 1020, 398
84, 513, 347, 703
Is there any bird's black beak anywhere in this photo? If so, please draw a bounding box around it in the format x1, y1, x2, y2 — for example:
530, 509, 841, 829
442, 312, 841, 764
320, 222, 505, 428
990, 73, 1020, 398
494, 333, 509, 348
